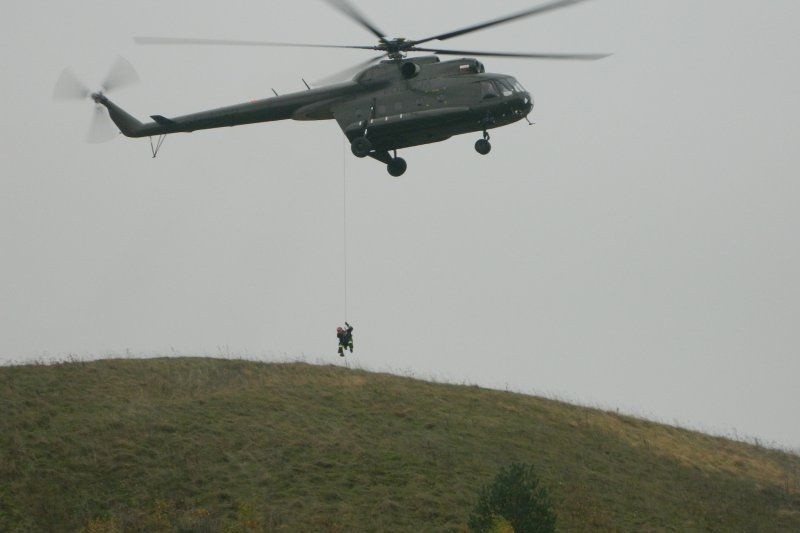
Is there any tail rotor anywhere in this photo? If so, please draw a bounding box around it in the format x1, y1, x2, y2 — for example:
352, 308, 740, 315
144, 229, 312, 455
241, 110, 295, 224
100, 56, 139, 93
53, 57, 140, 143
52, 67, 91, 101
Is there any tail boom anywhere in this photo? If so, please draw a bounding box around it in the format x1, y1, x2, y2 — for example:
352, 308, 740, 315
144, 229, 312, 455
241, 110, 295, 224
92, 82, 364, 139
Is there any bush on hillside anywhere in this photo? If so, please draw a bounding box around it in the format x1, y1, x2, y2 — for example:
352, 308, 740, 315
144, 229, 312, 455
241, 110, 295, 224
468, 463, 557, 533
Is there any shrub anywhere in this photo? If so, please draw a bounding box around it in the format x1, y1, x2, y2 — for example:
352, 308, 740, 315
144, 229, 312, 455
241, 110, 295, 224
468, 463, 557, 533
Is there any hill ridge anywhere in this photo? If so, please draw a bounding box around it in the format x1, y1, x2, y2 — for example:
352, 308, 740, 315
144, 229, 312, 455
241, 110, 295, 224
2, 357, 799, 531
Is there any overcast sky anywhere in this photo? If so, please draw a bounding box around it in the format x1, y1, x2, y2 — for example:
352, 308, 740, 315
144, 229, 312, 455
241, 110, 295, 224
2, 0, 799, 449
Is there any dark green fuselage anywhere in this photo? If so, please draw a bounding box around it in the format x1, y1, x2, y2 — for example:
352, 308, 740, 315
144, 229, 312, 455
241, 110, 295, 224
98, 56, 533, 153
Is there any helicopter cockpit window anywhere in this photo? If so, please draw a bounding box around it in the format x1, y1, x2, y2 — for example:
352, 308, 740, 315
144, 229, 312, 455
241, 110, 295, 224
507, 78, 526, 93
495, 79, 515, 97
481, 81, 500, 99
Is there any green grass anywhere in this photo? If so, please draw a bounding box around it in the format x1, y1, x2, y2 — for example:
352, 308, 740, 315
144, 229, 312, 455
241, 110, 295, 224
1, 357, 799, 531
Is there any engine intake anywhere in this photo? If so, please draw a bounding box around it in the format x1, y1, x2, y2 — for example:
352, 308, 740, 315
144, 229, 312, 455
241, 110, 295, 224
400, 61, 420, 79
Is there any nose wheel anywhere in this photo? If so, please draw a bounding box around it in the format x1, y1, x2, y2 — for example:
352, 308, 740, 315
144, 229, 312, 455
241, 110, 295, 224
387, 154, 407, 177
368, 149, 408, 177
475, 131, 492, 155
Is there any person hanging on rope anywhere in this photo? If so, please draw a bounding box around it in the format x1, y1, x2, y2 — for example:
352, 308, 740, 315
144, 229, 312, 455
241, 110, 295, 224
337, 322, 354, 357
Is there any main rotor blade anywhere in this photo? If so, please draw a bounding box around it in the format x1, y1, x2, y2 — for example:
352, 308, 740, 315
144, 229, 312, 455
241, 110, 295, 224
86, 106, 118, 144
412, 0, 593, 46
314, 53, 386, 86
102, 56, 140, 93
135, 36, 377, 51
322, 0, 387, 41
53, 67, 90, 101
411, 47, 610, 61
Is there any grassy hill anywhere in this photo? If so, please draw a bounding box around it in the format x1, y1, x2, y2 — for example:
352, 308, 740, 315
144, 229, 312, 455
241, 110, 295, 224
1, 358, 799, 531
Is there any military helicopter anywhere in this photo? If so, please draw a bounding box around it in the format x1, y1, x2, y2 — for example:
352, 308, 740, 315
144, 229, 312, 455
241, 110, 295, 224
54, 0, 608, 176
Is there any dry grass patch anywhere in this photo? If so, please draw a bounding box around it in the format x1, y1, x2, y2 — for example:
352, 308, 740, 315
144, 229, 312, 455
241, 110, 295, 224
590, 409, 794, 487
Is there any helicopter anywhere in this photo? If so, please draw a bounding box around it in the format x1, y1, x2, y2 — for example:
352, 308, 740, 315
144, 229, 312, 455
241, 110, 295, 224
54, 0, 609, 176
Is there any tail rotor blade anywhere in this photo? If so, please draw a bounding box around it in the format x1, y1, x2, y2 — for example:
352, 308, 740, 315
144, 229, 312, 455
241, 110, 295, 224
86, 105, 119, 144
53, 67, 90, 101
102, 56, 139, 93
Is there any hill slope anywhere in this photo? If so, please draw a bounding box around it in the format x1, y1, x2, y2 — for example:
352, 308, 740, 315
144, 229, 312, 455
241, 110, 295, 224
1, 358, 799, 531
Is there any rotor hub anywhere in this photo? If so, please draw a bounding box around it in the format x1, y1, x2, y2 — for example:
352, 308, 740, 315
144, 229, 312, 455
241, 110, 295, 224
380, 38, 411, 60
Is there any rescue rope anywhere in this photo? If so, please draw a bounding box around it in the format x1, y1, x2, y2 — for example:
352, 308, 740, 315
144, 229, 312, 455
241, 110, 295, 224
342, 136, 349, 323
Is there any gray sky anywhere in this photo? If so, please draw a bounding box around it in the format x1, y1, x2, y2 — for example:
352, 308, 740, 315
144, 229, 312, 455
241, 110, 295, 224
2, 0, 799, 449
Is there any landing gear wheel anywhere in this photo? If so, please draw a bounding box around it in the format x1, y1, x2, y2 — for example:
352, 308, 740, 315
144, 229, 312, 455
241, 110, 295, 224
387, 157, 407, 177
351, 136, 372, 158
475, 138, 492, 155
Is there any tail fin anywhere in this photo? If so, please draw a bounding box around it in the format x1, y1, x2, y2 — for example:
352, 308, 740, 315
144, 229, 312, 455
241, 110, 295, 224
92, 93, 145, 137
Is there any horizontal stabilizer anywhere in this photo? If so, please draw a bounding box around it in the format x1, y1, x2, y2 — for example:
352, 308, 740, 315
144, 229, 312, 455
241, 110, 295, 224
150, 115, 176, 126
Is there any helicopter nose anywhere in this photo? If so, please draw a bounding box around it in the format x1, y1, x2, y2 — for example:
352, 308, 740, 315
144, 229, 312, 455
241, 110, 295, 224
522, 92, 533, 113
515, 92, 532, 113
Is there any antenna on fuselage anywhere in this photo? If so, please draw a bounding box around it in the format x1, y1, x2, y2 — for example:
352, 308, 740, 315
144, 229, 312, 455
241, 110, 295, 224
302, 78, 311, 90
271, 88, 279, 96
